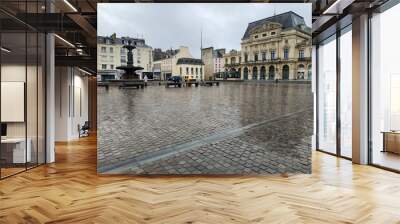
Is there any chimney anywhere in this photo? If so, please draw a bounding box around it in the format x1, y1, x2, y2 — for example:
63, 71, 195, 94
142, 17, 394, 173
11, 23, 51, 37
111, 33, 116, 40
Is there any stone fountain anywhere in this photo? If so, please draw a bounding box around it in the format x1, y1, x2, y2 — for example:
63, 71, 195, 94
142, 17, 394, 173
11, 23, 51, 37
117, 40, 144, 80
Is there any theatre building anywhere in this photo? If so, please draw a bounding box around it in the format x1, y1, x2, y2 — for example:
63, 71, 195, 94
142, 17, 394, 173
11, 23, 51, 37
223, 11, 312, 81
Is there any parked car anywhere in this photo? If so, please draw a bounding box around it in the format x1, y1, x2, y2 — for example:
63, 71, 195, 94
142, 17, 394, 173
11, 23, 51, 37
168, 76, 182, 83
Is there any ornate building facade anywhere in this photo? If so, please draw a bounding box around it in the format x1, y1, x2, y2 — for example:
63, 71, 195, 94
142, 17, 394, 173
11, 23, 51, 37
223, 11, 312, 81
97, 34, 153, 81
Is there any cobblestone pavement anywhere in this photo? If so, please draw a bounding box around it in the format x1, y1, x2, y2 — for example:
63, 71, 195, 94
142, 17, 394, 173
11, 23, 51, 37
98, 82, 313, 174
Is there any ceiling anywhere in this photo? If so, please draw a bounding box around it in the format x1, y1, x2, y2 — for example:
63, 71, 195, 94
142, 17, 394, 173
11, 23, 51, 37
0, 0, 394, 72
0, 0, 98, 73
310, 0, 390, 41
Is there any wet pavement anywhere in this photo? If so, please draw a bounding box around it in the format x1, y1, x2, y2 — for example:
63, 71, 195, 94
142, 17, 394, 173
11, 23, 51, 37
97, 82, 313, 174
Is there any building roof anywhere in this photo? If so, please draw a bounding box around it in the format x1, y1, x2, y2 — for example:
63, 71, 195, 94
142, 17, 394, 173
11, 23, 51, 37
213, 49, 226, 58
242, 11, 311, 40
97, 35, 151, 48
153, 48, 180, 61
223, 49, 240, 57
176, 58, 204, 65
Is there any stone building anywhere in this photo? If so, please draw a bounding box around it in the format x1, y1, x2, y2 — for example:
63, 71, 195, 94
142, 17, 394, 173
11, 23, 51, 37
218, 50, 241, 80
201, 47, 226, 80
223, 11, 312, 81
153, 48, 179, 61
213, 49, 226, 74
177, 58, 204, 80
97, 34, 153, 81
152, 46, 203, 80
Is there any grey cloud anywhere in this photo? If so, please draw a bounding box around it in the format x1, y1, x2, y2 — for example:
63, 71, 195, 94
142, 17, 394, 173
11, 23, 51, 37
98, 3, 311, 58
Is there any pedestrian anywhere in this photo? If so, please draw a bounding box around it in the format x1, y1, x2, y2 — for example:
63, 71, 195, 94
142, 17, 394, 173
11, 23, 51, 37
144, 74, 148, 87
275, 78, 278, 84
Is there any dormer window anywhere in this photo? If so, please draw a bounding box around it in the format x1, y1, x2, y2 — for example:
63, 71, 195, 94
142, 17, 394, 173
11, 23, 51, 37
262, 33, 267, 37
271, 32, 276, 35
254, 35, 258, 39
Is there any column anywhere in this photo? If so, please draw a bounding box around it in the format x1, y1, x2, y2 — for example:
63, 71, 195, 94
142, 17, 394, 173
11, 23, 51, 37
352, 14, 369, 164
46, 32, 55, 163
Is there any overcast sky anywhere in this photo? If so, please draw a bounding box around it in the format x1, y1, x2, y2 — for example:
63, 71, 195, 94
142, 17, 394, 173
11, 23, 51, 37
98, 3, 311, 58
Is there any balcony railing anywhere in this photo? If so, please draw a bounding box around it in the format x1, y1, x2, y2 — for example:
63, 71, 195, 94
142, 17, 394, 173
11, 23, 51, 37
214, 71, 241, 79
225, 62, 240, 67
224, 57, 311, 66
298, 57, 311, 61
243, 58, 281, 64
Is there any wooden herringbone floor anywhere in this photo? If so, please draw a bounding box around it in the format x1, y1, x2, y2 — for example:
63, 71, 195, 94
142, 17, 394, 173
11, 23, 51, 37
1, 135, 400, 224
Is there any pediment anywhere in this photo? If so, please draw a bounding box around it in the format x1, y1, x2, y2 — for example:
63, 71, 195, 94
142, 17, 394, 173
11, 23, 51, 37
250, 22, 281, 35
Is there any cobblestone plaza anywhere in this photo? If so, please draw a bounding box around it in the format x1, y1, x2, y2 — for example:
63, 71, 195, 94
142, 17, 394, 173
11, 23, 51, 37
98, 83, 313, 174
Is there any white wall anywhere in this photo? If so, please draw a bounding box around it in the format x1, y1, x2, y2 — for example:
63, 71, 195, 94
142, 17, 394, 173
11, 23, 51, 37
1, 64, 40, 137
55, 66, 89, 141
1, 62, 47, 164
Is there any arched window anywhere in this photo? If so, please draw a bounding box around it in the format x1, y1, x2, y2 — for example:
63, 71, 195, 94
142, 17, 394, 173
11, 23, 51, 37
297, 64, 305, 79
243, 67, 249, 80
252, 67, 258, 80
269, 66, 275, 80
282, 65, 289, 80
260, 66, 266, 80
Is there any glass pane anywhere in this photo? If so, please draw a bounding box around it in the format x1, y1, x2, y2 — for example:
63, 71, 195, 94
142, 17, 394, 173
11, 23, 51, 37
318, 35, 337, 154
1, 31, 27, 177
371, 4, 400, 170
340, 27, 352, 158
38, 33, 46, 165
27, 31, 38, 169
